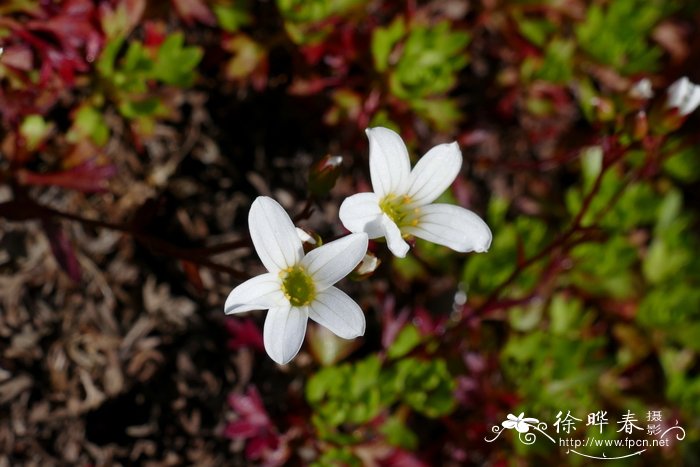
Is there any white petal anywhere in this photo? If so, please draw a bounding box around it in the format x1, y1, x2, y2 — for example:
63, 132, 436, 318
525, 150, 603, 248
224, 273, 286, 314
308, 286, 365, 339
295, 227, 316, 245
404, 204, 492, 253
339, 192, 384, 238
629, 78, 653, 99
301, 233, 368, 289
367, 127, 411, 198
263, 305, 308, 364
406, 142, 462, 206
681, 83, 700, 116
382, 214, 409, 258
667, 77, 690, 110
515, 422, 530, 433
249, 196, 303, 273
502, 420, 517, 429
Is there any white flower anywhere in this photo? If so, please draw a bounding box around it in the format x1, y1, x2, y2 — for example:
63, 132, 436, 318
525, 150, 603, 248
502, 413, 539, 433
339, 127, 492, 258
666, 76, 700, 116
225, 196, 368, 365
629, 78, 653, 100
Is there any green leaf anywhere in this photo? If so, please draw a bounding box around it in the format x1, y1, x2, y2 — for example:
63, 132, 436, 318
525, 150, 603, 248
213, 1, 252, 31
96, 37, 125, 78
387, 21, 469, 100
531, 38, 574, 84
118, 97, 162, 118
549, 295, 585, 336
380, 416, 418, 449
387, 324, 421, 360
371, 17, 405, 72
390, 358, 455, 417
662, 142, 700, 183
69, 105, 110, 146
517, 16, 556, 47
123, 40, 152, 75
409, 98, 462, 131
19, 114, 52, 151
580, 146, 603, 189
152, 33, 203, 86
575, 0, 673, 75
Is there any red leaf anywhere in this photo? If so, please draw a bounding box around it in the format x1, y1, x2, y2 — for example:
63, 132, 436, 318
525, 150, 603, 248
223, 420, 260, 439
245, 434, 279, 460
171, 0, 216, 26
182, 260, 204, 292
380, 448, 429, 467
41, 218, 81, 282
225, 318, 265, 352
0, 45, 34, 71
18, 160, 117, 193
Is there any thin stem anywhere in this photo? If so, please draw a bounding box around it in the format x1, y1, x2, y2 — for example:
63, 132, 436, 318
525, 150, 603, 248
3, 195, 250, 280
472, 138, 624, 317
293, 196, 315, 223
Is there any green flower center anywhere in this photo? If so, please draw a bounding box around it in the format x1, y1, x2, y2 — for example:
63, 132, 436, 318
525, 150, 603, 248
379, 194, 420, 229
280, 265, 316, 307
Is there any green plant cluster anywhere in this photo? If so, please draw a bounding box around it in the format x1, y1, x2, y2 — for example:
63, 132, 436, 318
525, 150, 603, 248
306, 353, 454, 446
97, 33, 202, 126
372, 19, 470, 130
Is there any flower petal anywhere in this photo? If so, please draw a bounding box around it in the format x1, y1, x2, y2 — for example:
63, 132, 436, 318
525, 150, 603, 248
515, 422, 530, 433
367, 127, 411, 198
502, 420, 517, 429
405, 204, 492, 253
406, 142, 462, 205
382, 214, 409, 258
225, 273, 286, 314
308, 286, 365, 339
249, 196, 304, 273
682, 83, 700, 116
667, 76, 690, 110
339, 192, 384, 238
301, 233, 368, 289
263, 305, 308, 364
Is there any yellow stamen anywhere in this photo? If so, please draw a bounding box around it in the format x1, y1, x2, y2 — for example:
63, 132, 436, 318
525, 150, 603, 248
379, 194, 421, 229
279, 266, 316, 307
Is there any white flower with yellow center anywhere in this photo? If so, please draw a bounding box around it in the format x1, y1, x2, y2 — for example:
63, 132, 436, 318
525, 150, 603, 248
339, 127, 492, 258
225, 196, 368, 365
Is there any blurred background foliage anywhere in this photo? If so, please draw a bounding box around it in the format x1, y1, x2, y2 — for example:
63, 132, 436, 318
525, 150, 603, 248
1, 0, 700, 465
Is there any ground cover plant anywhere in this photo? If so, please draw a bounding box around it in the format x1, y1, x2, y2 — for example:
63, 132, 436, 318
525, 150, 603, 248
1, 0, 700, 465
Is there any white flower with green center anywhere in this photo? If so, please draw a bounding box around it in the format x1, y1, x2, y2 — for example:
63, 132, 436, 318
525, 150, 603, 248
225, 196, 368, 365
339, 127, 492, 258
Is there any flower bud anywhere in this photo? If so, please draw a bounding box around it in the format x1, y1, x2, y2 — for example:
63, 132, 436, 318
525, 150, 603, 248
350, 252, 380, 280
628, 78, 654, 100
308, 154, 343, 197
632, 111, 648, 141
591, 96, 615, 122
295, 227, 321, 254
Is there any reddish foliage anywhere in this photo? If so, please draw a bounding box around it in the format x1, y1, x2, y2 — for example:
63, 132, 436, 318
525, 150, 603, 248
225, 318, 265, 352
225, 387, 288, 465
